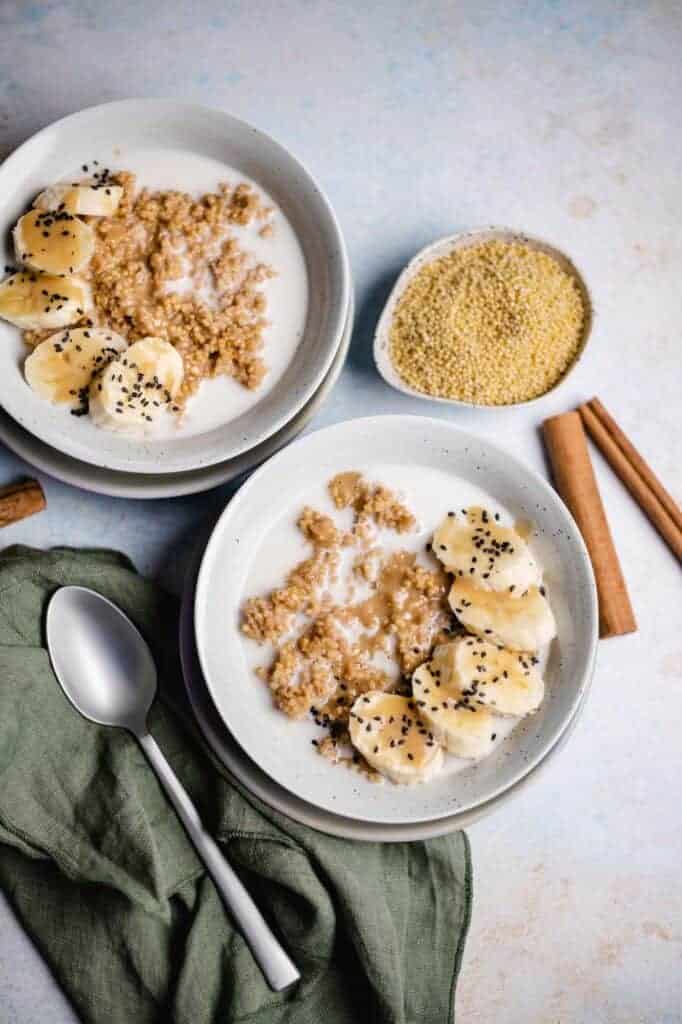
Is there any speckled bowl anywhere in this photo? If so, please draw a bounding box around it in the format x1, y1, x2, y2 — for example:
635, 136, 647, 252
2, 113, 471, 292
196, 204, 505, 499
0, 99, 351, 474
373, 227, 593, 410
195, 415, 599, 827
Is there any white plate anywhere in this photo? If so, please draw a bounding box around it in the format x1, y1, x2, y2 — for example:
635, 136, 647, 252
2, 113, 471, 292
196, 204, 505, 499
374, 227, 593, 409
0, 295, 352, 499
181, 523, 593, 842
0, 99, 350, 473
195, 416, 598, 826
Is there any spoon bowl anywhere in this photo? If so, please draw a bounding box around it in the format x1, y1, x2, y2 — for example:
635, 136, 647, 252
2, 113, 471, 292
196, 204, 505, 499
47, 586, 156, 731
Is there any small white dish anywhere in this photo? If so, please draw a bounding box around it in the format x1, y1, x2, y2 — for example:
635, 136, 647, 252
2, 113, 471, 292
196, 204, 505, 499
374, 227, 593, 409
180, 535, 592, 841
195, 415, 598, 827
0, 99, 350, 474
0, 296, 353, 499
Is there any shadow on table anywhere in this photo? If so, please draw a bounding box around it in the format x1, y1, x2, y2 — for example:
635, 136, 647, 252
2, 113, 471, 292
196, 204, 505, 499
154, 480, 239, 599
346, 266, 402, 376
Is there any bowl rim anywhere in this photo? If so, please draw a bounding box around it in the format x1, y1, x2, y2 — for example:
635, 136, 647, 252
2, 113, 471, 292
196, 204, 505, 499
373, 226, 593, 410
0, 98, 352, 473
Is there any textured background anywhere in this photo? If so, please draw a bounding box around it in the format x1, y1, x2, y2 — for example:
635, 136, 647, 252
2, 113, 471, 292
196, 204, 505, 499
0, 2, 680, 1021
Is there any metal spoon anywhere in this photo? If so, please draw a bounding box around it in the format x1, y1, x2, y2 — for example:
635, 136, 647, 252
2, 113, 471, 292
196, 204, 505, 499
46, 585, 300, 993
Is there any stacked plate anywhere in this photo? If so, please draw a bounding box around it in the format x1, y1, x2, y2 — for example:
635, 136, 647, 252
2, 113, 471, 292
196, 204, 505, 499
184, 417, 599, 841
0, 101, 352, 498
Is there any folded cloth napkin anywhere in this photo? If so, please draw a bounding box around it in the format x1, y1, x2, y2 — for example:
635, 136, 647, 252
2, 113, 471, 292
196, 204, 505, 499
0, 546, 471, 1024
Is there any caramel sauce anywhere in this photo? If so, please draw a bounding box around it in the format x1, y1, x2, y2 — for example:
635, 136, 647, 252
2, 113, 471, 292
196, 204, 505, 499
450, 577, 536, 611
329, 471, 363, 507
450, 577, 505, 611
514, 518, 533, 541
352, 694, 432, 764
18, 212, 92, 275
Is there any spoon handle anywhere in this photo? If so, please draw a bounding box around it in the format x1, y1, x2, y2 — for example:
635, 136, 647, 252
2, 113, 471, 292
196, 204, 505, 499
137, 730, 300, 992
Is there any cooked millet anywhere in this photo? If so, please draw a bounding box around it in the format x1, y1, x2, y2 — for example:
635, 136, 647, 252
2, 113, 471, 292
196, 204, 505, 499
23, 171, 276, 409
241, 473, 451, 733
389, 240, 586, 406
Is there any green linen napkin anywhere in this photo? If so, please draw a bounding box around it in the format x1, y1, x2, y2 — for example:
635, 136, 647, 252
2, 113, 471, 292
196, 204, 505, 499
0, 545, 471, 1024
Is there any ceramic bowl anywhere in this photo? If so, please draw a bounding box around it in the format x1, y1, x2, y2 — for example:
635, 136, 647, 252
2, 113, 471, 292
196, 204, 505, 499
0, 296, 353, 499
0, 99, 351, 473
181, 528, 593, 841
373, 227, 593, 410
195, 415, 598, 827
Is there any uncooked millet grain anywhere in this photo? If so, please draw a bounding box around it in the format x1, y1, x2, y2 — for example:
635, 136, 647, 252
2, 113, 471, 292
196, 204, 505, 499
389, 240, 585, 405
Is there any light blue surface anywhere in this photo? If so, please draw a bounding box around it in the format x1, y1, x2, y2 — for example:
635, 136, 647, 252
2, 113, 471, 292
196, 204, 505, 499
0, 2, 680, 1021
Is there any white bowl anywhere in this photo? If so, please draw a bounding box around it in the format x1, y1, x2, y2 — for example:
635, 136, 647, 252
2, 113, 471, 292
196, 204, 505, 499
0, 296, 353, 499
0, 99, 350, 473
181, 530, 593, 841
195, 415, 598, 827
374, 227, 593, 410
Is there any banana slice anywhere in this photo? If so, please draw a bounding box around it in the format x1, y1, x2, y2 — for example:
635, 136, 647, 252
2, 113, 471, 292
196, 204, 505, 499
430, 638, 544, 717
412, 663, 498, 759
449, 578, 556, 652
14, 209, 95, 275
33, 181, 123, 218
25, 328, 127, 409
348, 691, 443, 784
89, 336, 183, 433
433, 507, 541, 593
0, 272, 92, 330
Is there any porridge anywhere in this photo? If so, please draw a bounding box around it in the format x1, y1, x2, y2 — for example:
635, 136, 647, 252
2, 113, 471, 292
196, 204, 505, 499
241, 472, 556, 785
0, 153, 308, 436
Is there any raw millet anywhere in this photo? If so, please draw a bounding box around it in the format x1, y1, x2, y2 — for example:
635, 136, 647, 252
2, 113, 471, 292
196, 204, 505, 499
389, 240, 585, 405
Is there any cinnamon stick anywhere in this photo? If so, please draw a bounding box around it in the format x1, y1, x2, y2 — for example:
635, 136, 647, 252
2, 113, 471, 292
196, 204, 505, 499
579, 399, 682, 561
0, 479, 46, 527
542, 411, 636, 639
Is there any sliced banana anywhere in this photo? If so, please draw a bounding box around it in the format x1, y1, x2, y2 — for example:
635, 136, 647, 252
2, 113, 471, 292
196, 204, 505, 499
433, 507, 541, 593
33, 181, 123, 218
24, 328, 127, 410
430, 638, 544, 717
348, 691, 443, 784
14, 209, 95, 275
89, 336, 184, 433
0, 272, 92, 330
449, 578, 556, 652
412, 663, 497, 759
